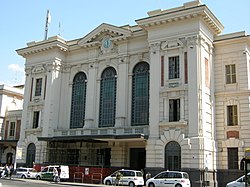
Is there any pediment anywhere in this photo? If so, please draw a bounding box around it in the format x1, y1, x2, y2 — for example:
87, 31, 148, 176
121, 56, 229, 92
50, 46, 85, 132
78, 23, 132, 48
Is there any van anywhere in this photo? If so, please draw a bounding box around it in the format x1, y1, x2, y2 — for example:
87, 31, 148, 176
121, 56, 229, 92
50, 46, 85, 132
36, 165, 69, 182
103, 169, 144, 187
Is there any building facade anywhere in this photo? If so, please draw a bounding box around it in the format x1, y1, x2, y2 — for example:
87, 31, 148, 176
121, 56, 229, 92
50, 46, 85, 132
0, 84, 24, 166
16, 1, 250, 186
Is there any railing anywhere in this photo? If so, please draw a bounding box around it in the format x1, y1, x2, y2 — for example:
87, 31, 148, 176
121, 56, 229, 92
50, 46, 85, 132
91, 173, 102, 184
73, 172, 84, 183
54, 126, 149, 137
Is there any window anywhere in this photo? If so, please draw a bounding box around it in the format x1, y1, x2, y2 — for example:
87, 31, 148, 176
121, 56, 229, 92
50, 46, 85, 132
227, 105, 238, 126
70, 72, 87, 129
165, 141, 181, 170
131, 62, 149, 126
35, 78, 42, 96
32, 111, 39, 128
169, 56, 180, 79
169, 99, 180, 122
9, 122, 15, 137
225, 64, 236, 84
228, 148, 238, 169
99, 67, 117, 127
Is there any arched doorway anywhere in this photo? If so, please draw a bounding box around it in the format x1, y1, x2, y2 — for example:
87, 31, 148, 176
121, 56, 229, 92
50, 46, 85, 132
165, 141, 181, 170
26, 143, 36, 167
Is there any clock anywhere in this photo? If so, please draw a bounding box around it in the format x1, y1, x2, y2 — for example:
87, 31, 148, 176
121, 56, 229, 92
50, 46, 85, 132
102, 37, 112, 49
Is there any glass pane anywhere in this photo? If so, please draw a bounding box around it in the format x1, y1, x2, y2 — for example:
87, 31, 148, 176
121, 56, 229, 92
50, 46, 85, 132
70, 72, 87, 128
99, 67, 117, 127
131, 62, 149, 126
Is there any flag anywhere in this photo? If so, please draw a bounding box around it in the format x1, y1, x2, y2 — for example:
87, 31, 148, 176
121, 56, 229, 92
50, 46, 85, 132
47, 10, 51, 24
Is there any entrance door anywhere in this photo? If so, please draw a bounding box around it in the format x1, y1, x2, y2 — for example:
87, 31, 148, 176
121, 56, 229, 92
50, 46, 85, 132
26, 143, 36, 167
130, 148, 145, 170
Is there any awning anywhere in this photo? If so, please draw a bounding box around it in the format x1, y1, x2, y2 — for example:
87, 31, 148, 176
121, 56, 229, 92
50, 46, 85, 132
37, 134, 148, 143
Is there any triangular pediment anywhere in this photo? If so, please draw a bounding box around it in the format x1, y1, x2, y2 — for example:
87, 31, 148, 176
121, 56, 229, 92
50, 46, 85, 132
78, 23, 132, 47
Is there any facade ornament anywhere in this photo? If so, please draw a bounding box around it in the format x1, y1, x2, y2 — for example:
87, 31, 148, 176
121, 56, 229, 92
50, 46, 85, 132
150, 42, 161, 54
187, 35, 201, 48
31, 65, 46, 74
25, 67, 32, 76
161, 39, 184, 50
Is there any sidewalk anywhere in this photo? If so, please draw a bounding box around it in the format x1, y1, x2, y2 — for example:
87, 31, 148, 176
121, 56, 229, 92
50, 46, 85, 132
7, 177, 130, 187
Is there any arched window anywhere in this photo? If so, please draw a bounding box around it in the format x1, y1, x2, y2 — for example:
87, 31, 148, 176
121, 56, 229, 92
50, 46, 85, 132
70, 72, 87, 129
26, 143, 36, 168
165, 141, 181, 170
131, 62, 149, 126
99, 67, 117, 127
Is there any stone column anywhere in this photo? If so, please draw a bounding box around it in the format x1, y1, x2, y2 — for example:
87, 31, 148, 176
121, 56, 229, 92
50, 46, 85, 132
116, 56, 129, 128
148, 42, 161, 138
187, 35, 201, 137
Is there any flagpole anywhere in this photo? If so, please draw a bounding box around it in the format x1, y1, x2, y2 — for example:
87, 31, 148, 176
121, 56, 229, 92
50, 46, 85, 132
44, 10, 51, 40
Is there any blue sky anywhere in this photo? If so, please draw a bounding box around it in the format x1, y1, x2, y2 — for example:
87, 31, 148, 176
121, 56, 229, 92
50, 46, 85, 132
1, 0, 249, 85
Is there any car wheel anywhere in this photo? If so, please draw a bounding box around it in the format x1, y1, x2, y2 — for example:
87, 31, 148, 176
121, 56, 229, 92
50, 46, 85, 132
105, 180, 112, 185
21, 175, 26, 179
129, 182, 135, 187
148, 183, 155, 187
36, 176, 41, 180
175, 184, 182, 187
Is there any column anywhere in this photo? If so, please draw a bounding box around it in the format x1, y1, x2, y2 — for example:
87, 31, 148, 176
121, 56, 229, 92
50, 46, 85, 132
116, 56, 129, 127
187, 35, 201, 137
149, 42, 161, 138
85, 62, 98, 128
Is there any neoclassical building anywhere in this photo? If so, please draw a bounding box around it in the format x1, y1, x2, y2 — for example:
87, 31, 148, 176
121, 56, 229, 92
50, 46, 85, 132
0, 84, 24, 165
16, 1, 250, 186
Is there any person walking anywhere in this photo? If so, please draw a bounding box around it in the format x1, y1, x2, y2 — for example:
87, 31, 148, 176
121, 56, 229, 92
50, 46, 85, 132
53, 167, 59, 183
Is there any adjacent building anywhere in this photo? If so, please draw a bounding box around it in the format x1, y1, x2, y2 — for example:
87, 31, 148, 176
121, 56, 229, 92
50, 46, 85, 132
0, 84, 24, 165
15, 1, 250, 186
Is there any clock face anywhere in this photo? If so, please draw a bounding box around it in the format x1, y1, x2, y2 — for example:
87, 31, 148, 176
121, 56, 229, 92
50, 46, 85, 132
102, 37, 112, 49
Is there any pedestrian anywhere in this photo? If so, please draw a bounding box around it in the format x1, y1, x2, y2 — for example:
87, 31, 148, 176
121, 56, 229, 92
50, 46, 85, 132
115, 171, 122, 186
9, 164, 14, 179
146, 172, 151, 181
53, 167, 59, 183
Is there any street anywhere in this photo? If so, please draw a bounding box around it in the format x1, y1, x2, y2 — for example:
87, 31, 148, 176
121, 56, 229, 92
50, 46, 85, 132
0, 178, 112, 187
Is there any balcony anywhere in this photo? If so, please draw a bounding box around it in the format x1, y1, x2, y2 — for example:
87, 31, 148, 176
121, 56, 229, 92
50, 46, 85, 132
55, 125, 148, 136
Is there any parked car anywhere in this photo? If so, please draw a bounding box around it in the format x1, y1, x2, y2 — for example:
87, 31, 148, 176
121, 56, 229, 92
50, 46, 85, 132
146, 171, 191, 187
226, 173, 250, 187
36, 165, 69, 182
13, 167, 37, 179
103, 169, 144, 187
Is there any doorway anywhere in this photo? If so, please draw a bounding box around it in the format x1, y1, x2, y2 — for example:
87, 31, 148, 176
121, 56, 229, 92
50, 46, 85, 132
130, 148, 145, 170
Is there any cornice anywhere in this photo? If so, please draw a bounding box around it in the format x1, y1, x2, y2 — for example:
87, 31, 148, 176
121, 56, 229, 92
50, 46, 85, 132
136, 5, 223, 35
16, 35, 68, 57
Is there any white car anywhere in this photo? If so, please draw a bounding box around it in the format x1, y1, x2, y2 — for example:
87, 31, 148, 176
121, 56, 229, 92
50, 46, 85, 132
103, 169, 144, 187
226, 173, 250, 187
14, 167, 37, 179
146, 171, 191, 187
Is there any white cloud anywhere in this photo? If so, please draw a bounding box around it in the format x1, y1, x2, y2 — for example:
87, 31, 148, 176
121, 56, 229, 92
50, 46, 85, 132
8, 64, 24, 72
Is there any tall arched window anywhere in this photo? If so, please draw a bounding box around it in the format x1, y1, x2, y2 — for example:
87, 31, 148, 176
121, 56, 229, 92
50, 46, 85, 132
99, 67, 117, 127
165, 141, 181, 170
26, 143, 36, 168
70, 72, 87, 129
131, 62, 149, 126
